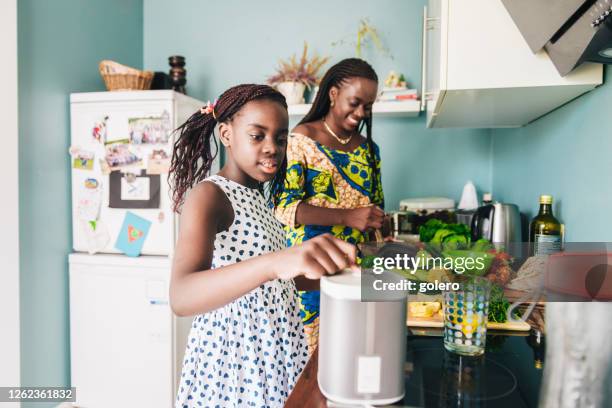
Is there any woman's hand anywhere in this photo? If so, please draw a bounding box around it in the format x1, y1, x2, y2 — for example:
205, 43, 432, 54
273, 234, 358, 281
342, 205, 385, 231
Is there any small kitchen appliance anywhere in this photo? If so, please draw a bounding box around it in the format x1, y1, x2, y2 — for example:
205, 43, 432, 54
318, 270, 407, 405
471, 202, 522, 246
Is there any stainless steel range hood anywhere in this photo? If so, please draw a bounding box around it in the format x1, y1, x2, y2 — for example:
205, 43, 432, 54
502, 0, 612, 76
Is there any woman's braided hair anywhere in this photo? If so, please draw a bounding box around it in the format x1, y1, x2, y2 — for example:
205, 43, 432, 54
299, 58, 380, 202
169, 84, 288, 212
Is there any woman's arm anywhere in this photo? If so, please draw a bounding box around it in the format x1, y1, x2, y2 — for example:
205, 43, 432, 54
170, 182, 357, 317
295, 203, 384, 231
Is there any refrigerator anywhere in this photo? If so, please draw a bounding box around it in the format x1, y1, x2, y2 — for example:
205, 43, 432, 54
68, 91, 217, 407
69, 253, 192, 407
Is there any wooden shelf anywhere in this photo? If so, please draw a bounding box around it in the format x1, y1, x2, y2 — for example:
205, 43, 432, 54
287, 100, 422, 118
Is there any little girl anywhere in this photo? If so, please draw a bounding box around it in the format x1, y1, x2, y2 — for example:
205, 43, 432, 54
169, 84, 357, 407
275, 58, 385, 354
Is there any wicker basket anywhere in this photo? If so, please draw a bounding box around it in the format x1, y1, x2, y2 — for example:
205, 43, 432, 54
99, 60, 154, 91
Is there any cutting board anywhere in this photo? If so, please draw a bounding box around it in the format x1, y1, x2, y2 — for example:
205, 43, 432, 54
407, 306, 531, 331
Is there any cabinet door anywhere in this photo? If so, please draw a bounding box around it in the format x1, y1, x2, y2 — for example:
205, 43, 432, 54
69, 263, 175, 407
425, 0, 448, 128
70, 100, 175, 255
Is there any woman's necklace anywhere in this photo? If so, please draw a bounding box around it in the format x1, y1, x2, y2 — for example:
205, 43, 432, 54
323, 119, 353, 145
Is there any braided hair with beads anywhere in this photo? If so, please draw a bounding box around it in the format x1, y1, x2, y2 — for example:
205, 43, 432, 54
169, 84, 288, 212
298, 58, 381, 204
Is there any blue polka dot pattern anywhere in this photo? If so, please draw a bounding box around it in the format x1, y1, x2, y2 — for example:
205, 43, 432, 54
175, 175, 308, 407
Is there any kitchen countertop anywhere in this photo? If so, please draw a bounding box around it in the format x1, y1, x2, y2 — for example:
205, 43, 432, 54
285, 331, 544, 407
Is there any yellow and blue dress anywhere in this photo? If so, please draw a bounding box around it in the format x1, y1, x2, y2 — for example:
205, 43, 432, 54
275, 132, 384, 353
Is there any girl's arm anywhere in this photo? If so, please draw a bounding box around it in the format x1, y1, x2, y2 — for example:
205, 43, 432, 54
170, 181, 357, 317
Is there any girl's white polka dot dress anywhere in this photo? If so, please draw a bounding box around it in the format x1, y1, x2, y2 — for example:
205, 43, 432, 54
176, 175, 308, 408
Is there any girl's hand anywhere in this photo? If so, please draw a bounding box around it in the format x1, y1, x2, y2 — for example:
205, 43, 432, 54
343, 205, 385, 231
274, 234, 358, 280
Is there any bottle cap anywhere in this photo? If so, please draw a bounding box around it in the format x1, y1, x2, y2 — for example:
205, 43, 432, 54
539, 195, 553, 204
483, 193, 492, 202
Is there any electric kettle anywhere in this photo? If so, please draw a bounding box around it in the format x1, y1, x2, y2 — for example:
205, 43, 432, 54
318, 269, 407, 405
471, 202, 522, 246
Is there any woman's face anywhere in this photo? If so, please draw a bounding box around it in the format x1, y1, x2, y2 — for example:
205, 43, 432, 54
220, 99, 288, 184
328, 77, 378, 132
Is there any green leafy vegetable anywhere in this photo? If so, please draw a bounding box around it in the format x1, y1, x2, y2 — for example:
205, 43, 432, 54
360, 255, 376, 268
472, 238, 494, 252
418, 219, 471, 250
488, 284, 521, 323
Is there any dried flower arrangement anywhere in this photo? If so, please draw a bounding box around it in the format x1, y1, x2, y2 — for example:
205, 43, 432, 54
267, 42, 330, 90
332, 18, 393, 60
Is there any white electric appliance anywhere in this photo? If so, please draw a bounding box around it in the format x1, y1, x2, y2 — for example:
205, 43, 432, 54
69, 253, 192, 408
318, 270, 407, 405
68, 91, 215, 407
70, 90, 219, 256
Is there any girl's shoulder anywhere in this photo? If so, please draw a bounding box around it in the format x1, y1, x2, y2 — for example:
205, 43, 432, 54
183, 178, 234, 232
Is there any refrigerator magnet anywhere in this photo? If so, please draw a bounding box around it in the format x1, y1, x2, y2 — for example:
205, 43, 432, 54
76, 178, 102, 221
92, 116, 109, 143
69, 146, 95, 170
79, 219, 110, 255
115, 211, 152, 257
146, 149, 171, 175
128, 111, 171, 145
109, 170, 160, 209
104, 142, 141, 170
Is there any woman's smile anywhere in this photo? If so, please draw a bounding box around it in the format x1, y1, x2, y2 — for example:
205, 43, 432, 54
346, 115, 361, 128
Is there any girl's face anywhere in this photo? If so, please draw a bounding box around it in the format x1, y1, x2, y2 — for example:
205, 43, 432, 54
220, 99, 288, 184
328, 77, 378, 132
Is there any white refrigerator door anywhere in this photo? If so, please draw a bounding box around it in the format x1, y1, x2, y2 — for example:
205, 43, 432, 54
69, 253, 191, 408
70, 91, 214, 256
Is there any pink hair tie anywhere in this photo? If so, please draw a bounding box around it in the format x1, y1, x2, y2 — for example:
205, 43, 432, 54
200, 99, 218, 120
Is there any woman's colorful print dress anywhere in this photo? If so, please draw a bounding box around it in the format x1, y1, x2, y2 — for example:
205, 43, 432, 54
274, 132, 384, 353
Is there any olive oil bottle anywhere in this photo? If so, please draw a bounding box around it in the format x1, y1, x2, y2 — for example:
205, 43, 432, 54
530, 195, 562, 255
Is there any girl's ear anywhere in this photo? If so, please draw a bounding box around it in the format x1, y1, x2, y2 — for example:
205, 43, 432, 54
218, 122, 232, 148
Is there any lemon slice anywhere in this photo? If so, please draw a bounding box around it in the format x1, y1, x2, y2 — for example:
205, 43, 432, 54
409, 302, 441, 318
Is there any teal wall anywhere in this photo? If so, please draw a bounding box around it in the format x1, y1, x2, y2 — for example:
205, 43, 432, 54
18, 0, 143, 404
143, 0, 493, 209
491, 66, 611, 242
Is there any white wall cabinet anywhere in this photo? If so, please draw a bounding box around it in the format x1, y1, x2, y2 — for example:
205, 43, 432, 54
423, 0, 603, 128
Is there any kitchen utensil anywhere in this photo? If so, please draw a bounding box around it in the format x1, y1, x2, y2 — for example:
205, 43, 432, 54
318, 269, 407, 405
443, 276, 492, 356
407, 307, 531, 331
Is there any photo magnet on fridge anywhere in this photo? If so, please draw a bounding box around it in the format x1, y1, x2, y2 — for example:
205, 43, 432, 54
69, 146, 95, 170
128, 111, 171, 144
146, 149, 171, 175
115, 211, 152, 257
109, 170, 160, 209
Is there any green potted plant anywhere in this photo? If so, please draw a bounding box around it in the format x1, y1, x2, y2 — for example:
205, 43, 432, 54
268, 42, 329, 105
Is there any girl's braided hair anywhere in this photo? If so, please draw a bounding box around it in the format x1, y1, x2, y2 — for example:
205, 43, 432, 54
169, 84, 287, 212
298, 58, 381, 202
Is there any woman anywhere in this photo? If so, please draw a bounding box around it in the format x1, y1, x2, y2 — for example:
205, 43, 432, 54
275, 58, 385, 353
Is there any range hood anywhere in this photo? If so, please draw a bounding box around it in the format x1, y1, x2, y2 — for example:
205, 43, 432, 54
502, 0, 612, 76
